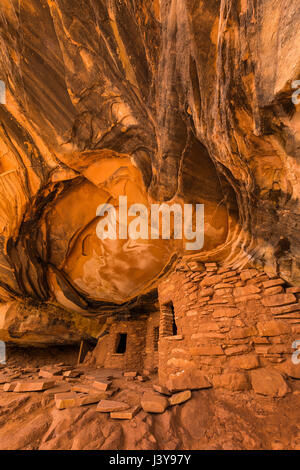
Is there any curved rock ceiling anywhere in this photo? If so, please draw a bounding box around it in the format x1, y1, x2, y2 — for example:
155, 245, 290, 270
0, 0, 299, 317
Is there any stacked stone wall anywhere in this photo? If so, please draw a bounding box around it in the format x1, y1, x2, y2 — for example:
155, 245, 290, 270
158, 262, 300, 393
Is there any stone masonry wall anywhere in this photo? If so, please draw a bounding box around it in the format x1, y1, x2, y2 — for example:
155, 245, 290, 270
144, 311, 160, 372
90, 312, 160, 371
158, 261, 300, 395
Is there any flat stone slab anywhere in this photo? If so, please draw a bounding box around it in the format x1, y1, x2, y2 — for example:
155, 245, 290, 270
0, 373, 21, 384
63, 370, 83, 378
263, 279, 285, 289
14, 380, 55, 392
71, 384, 115, 397
96, 400, 130, 412
39, 367, 64, 378
43, 384, 71, 396
92, 379, 111, 391
55, 392, 104, 409
123, 371, 137, 377
169, 390, 192, 406
110, 405, 140, 420
262, 293, 296, 307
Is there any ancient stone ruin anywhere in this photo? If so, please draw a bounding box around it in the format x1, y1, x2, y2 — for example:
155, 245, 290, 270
1, 0, 300, 451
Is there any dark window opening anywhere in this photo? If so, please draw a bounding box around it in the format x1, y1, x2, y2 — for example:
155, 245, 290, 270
168, 301, 177, 335
153, 327, 159, 351
163, 301, 177, 336
172, 317, 177, 335
115, 333, 127, 354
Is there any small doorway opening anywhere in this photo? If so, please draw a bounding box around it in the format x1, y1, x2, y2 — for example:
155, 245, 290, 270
115, 333, 127, 354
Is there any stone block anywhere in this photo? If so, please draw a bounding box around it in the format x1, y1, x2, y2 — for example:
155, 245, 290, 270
250, 368, 290, 397
213, 372, 250, 391
286, 287, 300, 294
92, 380, 111, 391
63, 369, 83, 378
264, 286, 284, 295
166, 370, 212, 392
262, 279, 285, 289
201, 275, 223, 287
123, 371, 137, 377
240, 269, 258, 281
39, 367, 63, 378
212, 307, 240, 318
233, 285, 260, 297
257, 320, 291, 336
224, 344, 251, 356
169, 390, 191, 406
271, 303, 300, 315
229, 354, 260, 370
14, 380, 55, 392
55, 392, 103, 409
262, 294, 296, 307
110, 405, 140, 420
153, 384, 171, 396
234, 294, 261, 303
228, 326, 257, 339
141, 392, 169, 413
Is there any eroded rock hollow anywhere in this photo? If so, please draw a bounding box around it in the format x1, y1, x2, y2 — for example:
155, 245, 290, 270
0, 0, 300, 351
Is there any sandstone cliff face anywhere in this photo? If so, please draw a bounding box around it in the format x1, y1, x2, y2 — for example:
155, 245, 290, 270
0, 1, 300, 338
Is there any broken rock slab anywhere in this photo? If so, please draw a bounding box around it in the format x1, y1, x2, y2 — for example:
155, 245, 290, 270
63, 370, 83, 378
92, 379, 111, 391
141, 392, 169, 413
39, 366, 65, 379
14, 380, 55, 392
43, 383, 71, 396
55, 392, 104, 409
110, 406, 140, 420
96, 400, 130, 413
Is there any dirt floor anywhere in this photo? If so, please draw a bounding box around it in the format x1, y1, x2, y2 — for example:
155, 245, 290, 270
1, 346, 300, 450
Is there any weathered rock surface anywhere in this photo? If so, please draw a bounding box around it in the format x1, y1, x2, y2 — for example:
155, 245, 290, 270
0, 0, 300, 343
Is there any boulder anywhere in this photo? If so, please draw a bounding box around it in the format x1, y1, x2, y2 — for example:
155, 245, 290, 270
166, 370, 212, 392
141, 392, 169, 413
213, 372, 251, 391
250, 368, 290, 397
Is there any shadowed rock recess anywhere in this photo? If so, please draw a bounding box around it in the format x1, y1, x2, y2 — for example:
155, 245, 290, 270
1, 0, 300, 416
